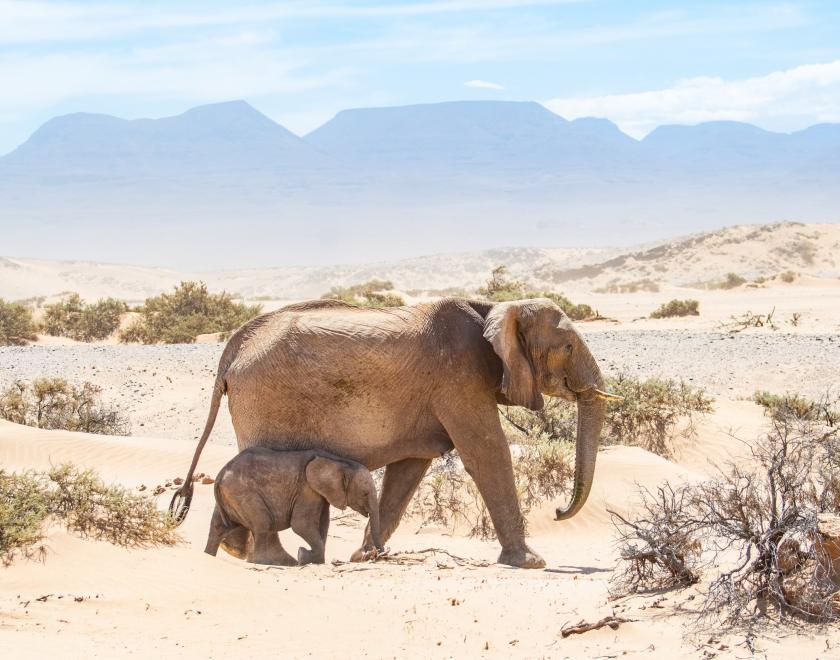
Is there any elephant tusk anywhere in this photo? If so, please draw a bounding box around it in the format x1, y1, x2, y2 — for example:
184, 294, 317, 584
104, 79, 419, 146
592, 388, 623, 401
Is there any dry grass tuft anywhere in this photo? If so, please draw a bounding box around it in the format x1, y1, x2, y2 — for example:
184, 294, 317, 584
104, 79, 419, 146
321, 279, 405, 307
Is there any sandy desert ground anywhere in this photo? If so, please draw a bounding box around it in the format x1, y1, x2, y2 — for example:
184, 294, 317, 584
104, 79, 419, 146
2, 223, 840, 658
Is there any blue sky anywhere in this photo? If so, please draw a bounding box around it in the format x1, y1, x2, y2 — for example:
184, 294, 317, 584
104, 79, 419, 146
1, 0, 840, 154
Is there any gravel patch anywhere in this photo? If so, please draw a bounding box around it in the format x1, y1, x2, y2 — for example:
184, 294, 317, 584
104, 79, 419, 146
1, 330, 838, 443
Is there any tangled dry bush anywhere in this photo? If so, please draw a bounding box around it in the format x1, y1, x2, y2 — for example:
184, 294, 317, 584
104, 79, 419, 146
503, 375, 713, 458
610, 483, 702, 595
0, 298, 37, 346
611, 393, 840, 627
0, 378, 129, 435
479, 265, 595, 321
1, 465, 178, 565
42, 293, 127, 341
120, 281, 262, 344
321, 279, 405, 307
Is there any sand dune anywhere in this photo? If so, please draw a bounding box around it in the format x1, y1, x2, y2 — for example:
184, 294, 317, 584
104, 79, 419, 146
2, 403, 836, 659
2, 222, 838, 303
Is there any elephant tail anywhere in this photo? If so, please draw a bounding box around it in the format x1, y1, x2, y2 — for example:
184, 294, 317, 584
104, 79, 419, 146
169, 374, 226, 525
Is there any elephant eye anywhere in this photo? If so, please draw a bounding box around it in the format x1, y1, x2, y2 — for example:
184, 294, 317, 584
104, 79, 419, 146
565, 344, 573, 356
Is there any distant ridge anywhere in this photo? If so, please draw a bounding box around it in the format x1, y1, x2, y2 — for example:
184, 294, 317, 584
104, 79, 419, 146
1, 100, 839, 268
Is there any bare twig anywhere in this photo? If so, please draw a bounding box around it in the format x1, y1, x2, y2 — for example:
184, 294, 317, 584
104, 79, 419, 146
561, 616, 634, 638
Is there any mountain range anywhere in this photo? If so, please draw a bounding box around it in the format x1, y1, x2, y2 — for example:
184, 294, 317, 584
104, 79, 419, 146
1, 100, 838, 269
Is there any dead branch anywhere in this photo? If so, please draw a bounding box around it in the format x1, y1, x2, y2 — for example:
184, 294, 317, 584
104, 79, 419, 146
561, 615, 634, 638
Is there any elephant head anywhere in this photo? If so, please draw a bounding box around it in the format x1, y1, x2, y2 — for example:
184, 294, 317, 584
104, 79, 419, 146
483, 298, 619, 521
306, 456, 383, 551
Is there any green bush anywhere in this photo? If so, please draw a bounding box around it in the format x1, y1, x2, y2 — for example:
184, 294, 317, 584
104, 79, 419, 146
42, 293, 127, 341
120, 281, 262, 344
0, 471, 51, 564
716, 272, 747, 289
479, 266, 595, 321
0, 299, 37, 346
650, 299, 700, 319
0, 378, 129, 435
0, 465, 178, 565
503, 375, 713, 458
321, 279, 405, 307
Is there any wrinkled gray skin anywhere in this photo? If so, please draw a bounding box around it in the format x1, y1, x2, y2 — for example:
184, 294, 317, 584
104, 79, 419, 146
178, 297, 613, 569
205, 448, 382, 565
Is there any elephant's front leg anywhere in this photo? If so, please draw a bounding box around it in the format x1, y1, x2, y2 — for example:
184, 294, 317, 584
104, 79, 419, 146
291, 502, 327, 565
438, 405, 545, 569
248, 531, 298, 566
350, 457, 431, 562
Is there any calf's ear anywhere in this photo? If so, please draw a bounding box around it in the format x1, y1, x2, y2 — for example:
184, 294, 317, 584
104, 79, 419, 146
305, 457, 349, 509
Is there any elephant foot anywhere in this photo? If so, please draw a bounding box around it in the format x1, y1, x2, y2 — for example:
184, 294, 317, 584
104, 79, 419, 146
297, 547, 325, 565
349, 546, 368, 563
498, 545, 546, 569
219, 526, 250, 560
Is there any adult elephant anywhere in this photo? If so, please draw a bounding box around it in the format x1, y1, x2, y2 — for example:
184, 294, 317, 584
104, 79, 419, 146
172, 297, 616, 568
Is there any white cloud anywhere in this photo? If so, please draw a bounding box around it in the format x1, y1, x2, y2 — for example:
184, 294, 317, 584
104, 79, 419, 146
465, 79, 505, 91
543, 60, 840, 137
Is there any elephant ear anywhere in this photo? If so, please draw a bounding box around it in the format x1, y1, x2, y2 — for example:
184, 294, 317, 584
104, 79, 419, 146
306, 457, 349, 509
483, 301, 544, 411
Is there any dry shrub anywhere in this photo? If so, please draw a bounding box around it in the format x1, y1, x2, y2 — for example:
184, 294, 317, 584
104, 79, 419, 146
120, 281, 262, 344
479, 265, 595, 321
779, 270, 798, 283
321, 279, 405, 307
42, 293, 127, 341
408, 438, 574, 540
754, 390, 839, 428
594, 279, 660, 294
650, 299, 700, 319
0, 378, 129, 435
611, 396, 840, 627
610, 483, 702, 595
503, 375, 713, 458
717, 308, 779, 333
0, 465, 177, 564
47, 465, 178, 547
0, 298, 37, 346
715, 272, 747, 290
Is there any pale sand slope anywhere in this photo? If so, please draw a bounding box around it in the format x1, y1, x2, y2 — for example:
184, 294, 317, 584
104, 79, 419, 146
2, 401, 837, 659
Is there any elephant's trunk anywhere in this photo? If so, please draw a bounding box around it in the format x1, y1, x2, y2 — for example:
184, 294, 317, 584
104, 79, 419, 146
554, 392, 606, 520
368, 490, 384, 551
555, 341, 607, 521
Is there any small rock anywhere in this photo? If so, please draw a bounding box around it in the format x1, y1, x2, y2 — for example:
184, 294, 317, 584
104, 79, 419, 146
173, 477, 184, 485
201, 476, 214, 485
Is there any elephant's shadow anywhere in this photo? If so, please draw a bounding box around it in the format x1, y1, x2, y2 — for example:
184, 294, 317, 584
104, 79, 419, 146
543, 565, 611, 575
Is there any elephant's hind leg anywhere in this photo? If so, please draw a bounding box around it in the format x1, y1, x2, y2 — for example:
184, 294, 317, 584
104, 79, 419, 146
219, 526, 250, 560
350, 457, 431, 562
205, 506, 233, 556
248, 531, 298, 566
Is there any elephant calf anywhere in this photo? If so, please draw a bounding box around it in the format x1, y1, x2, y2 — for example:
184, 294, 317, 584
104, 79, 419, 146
205, 448, 383, 566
